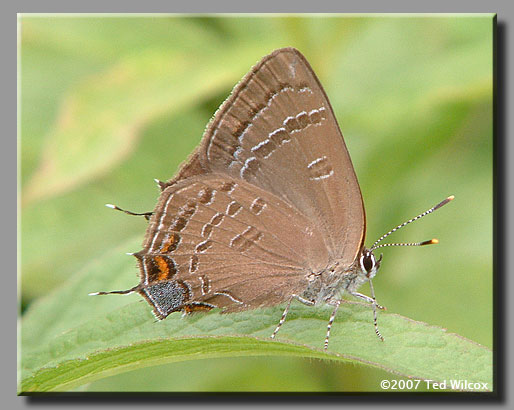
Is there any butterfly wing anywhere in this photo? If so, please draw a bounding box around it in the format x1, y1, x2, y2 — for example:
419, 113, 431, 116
193, 48, 366, 265
136, 48, 366, 318
136, 174, 329, 317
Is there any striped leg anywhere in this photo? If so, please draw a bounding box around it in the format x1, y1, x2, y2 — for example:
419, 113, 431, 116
350, 282, 384, 341
350, 292, 385, 311
271, 294, 314, 339
325, 300, 341, 350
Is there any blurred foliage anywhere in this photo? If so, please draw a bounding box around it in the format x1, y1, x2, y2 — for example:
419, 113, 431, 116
19, 15, 493, 392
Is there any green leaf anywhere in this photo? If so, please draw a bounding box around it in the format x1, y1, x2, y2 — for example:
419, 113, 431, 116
20, 237, 492, 393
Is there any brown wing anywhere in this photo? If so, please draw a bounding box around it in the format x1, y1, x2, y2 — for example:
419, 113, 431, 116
169, 47, 365, 266
136, 174, 329, 318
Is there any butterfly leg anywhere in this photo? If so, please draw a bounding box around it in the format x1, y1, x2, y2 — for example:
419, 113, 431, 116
271, 294, 314, 340
324, 299, 342, 350
349, 292, 385, 311
349, 281, 384, 341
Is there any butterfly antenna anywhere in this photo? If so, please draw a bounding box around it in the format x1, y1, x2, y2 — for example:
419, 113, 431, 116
105, 204, 153, 221
370, 195, 454, 252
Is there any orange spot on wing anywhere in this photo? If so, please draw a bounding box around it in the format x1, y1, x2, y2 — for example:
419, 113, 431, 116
155, 256, 169, 280
183, 304, 214, 314
160, 233, 179, 253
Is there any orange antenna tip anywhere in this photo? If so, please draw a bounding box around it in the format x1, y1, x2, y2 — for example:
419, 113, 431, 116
419, 238, 438, 246
433, 196, 454, 211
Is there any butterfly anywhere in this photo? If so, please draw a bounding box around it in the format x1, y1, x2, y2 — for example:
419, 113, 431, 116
93, 48, 453, 349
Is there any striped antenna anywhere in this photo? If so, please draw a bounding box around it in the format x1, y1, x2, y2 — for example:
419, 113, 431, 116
370, 196, 454, 252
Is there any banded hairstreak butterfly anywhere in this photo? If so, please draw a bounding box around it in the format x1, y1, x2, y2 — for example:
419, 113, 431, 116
92, 47, 453, 349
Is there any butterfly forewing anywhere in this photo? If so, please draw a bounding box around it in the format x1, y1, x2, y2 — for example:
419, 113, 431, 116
198, 48, 365, 264
137, 174, 329, 316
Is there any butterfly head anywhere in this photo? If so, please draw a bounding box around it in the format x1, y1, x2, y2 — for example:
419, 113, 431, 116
359, 249, 382, 280
358, 196, 455, 281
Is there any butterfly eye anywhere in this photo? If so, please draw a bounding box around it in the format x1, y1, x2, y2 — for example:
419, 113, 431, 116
360, 251, 377, 278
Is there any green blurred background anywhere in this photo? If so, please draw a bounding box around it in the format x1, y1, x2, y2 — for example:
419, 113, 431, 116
20, 15, 493, 391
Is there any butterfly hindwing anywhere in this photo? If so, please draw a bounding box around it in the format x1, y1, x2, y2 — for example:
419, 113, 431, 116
136, 174, 329, 317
